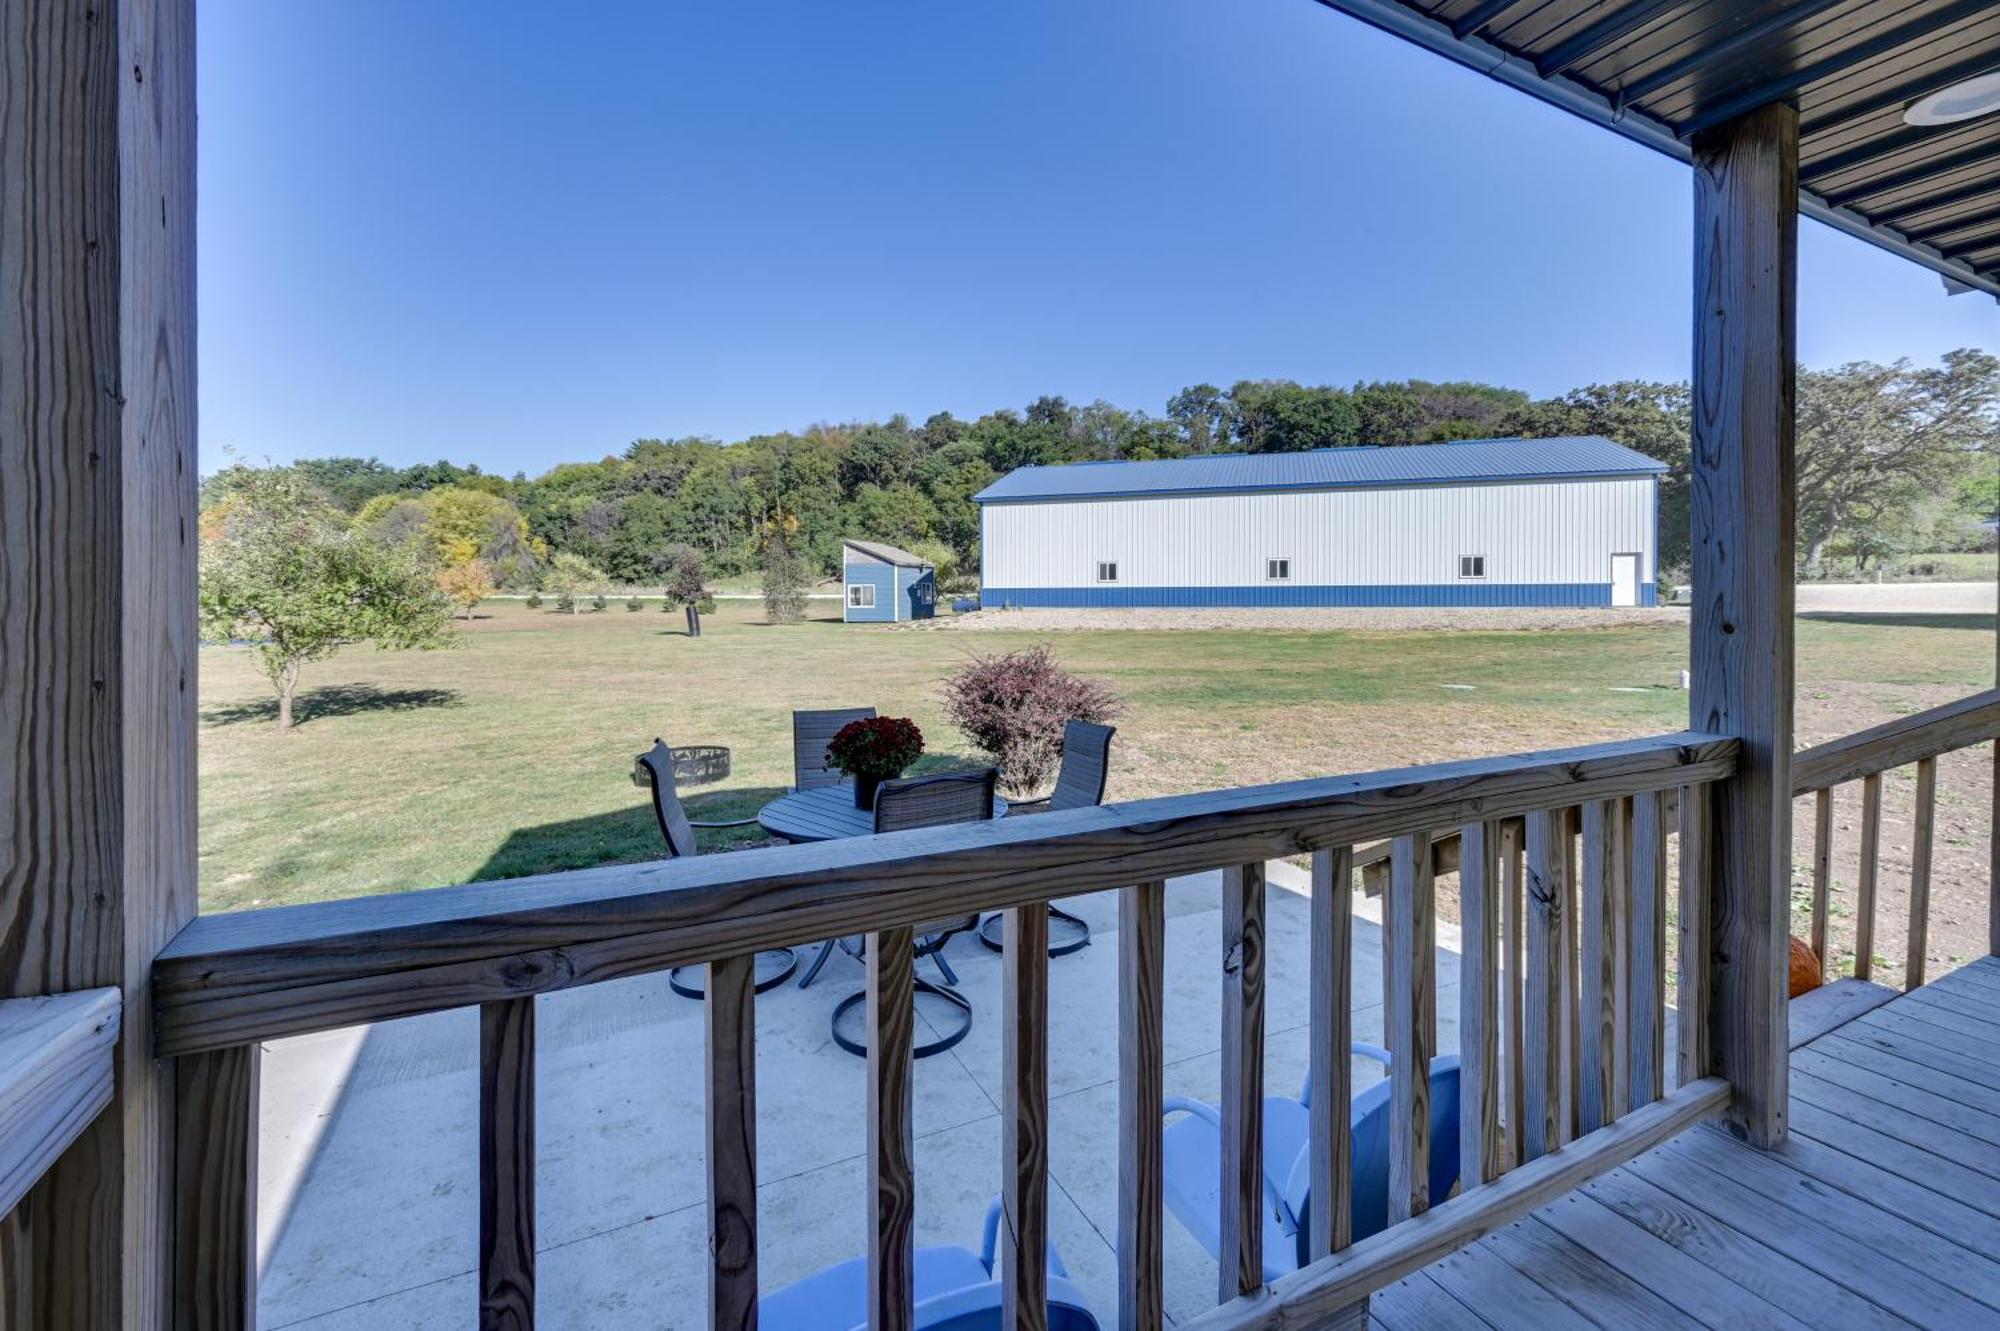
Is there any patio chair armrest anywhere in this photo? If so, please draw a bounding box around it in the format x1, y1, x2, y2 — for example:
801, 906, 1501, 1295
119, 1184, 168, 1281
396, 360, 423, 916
1299, 1040, 1394, 1105
1008, 796, 1052, 813
1162, 1097, 1295, 1232
687, 815, 760, 829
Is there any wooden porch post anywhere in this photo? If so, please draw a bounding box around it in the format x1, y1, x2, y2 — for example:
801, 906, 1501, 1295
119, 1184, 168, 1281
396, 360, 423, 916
0, 0, 200, 1325
1688, 101, 1797, 1149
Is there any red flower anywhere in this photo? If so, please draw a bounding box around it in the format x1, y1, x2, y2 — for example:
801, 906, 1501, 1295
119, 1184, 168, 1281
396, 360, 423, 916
826, 715, 925, 780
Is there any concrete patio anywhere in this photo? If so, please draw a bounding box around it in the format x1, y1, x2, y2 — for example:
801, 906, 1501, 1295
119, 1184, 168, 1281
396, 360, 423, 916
251, 863, 1467, 1328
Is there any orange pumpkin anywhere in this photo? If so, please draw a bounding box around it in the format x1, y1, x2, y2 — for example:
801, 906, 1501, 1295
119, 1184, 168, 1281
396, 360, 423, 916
1789, 936, 1822, 998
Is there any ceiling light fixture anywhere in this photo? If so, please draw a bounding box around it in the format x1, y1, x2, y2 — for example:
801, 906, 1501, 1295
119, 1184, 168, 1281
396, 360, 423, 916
1904, 71, 2000, 126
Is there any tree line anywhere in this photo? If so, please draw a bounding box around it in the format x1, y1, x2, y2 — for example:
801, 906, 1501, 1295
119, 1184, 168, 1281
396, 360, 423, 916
203, 350, 1997, 593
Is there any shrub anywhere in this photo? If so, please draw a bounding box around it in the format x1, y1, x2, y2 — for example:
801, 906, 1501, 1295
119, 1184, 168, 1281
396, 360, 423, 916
826, 716, 925, 780
762, 539, 810, 623
591, 593, 608, 612
525, 592, 543, 609
554, 595, 574, 613
626, 596, 645, 612
941, 646, 1120, 795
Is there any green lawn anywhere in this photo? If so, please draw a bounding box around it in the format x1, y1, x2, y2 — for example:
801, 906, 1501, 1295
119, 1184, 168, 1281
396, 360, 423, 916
197, 601, 1992, 913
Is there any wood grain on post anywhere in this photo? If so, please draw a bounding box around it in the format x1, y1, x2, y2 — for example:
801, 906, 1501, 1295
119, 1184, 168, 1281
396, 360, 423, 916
868, 928, 917, 1331
1677, 785, 1713, 1086
1457, 823, 1501, 1191
1628, 791, 1666, 1110
1689, 99, 1798, 1148
173, 1045, 259, 1331
1907, 757, 1937, 990
705, 956, 757, 1331
1387, 834, 1434, 1222
1577, 802, 1618, 1135
1118, 882, 1166, 1329
1855, 774, 1882, 980
1220, 863, 1267, 1299
479, 999, 535, 1331
1810, 788, 1833, 969
1309, 849, 1355, 1256
1561, 810, 1582, 1144
1501, 823, 1526, 1171
2, 0, 201, 1320
1522, 811, 1566, 1163
1002, 908, 1050, 1331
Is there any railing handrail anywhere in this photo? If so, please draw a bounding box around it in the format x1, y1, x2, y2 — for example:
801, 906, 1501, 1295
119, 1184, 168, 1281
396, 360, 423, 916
1790, 687, 2000, 795
152, 729, 1735, 1056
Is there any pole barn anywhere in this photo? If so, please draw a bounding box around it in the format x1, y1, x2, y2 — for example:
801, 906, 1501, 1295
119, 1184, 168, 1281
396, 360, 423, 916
976, 437, 1664, 609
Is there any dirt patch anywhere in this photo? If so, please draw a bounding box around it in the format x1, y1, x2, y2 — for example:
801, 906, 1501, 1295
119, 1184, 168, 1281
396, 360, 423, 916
932, 606, 1689, 633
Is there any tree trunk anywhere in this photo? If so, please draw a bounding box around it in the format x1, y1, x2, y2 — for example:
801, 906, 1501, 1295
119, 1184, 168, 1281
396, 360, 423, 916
686, 605, 701, 638
277, 660, 301, 732
1803, 534, 1829, 573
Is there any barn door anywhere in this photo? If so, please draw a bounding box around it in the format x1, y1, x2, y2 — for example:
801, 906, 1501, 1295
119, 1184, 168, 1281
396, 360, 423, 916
1610, 553, 1640, 607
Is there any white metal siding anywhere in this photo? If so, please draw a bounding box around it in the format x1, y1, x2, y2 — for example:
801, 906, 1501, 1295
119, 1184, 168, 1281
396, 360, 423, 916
980, 478, 1655, 589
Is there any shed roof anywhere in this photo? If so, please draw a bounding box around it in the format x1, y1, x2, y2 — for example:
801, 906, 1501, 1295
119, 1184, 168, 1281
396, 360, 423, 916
1311, 0, 2000, 299
973, 436, 1667, 503
842, 539, 932, 567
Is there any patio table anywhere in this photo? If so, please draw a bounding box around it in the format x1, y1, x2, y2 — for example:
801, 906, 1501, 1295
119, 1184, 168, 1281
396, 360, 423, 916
757, 781, 1008, 843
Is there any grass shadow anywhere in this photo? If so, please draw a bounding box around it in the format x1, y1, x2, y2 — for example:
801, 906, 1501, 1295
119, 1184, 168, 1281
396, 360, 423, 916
202, 684, 463, 728
473, 787, 789, 882
1799, 611, 1996, 632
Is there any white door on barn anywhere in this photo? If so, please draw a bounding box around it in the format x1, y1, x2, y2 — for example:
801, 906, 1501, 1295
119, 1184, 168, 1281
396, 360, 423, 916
1610, 553, 1640, 607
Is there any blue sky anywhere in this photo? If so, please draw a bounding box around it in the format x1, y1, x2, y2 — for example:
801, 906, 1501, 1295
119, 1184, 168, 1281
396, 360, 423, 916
198, 0, 1996, 476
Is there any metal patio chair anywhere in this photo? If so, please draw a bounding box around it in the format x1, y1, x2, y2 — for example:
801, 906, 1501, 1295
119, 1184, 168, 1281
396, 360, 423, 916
635, 738, 798, 998
792, 706, 876, 790
823, 769, 999, 1059
978, 720, 1115, 957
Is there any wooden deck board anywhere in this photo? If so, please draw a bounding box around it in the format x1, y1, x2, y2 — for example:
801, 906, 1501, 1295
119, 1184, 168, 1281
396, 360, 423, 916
1378, 962, 2000, 1331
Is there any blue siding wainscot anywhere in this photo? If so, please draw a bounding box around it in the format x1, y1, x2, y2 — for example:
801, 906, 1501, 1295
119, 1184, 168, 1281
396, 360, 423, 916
979, 583, 1659, 609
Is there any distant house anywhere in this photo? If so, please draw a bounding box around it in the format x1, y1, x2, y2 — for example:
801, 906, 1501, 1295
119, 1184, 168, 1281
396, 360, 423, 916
841, 540, 936, 623
975, 436, 1665, 609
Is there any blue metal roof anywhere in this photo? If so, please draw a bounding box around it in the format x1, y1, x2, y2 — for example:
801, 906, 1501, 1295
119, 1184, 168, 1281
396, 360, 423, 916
973, 436, 1667, 503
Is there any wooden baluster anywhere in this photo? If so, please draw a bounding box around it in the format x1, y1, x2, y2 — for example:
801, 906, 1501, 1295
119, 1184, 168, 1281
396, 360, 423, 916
706, 956, 758, 1331
869, 927, 917, 1330
1907, 757, 1938, 989
1561, 810, 1582, 1144
1855, 773, 1882, 980
1387, 833, 1434, 1222
1677, 784, 1712, 1086
1521, 810, 1565, 1163
1610, 798, 1633, 1115
1577, 802, 1619, 1134
1501, 821, 1526, 1171
1458, 823, 1501, 1192
1118, 881, 1166, 1328
480, 998, 536, 1331
1310, 848, 1355, 1258
1810, 788, 1833, 969
1992, 738, 1999, 958
1628, 791, 1666, 1110
1002, 907, 1050, 1331
1220, 863, 1267, 1299
174, 1045, 261, 1331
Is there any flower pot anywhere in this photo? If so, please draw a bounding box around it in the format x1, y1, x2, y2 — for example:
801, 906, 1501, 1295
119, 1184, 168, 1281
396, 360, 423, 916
853, 773, 883, 810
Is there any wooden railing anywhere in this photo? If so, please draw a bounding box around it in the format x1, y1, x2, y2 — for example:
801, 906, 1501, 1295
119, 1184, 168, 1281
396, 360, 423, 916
152, 731, 1738, 1329
1791, 689, 2000, 990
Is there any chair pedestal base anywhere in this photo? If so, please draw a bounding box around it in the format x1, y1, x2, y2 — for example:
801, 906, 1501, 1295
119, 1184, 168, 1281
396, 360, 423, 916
977, 904, 1091, 957
830, 977, 973, 1058
668, 948, 799, 999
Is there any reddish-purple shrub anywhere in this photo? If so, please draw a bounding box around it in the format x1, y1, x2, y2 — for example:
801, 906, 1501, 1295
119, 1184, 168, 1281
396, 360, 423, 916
826, 715, 925, 779
939, 646, 1121, 795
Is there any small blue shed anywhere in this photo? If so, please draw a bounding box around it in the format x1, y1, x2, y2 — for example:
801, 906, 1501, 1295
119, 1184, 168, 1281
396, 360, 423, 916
841, 540, 937, 623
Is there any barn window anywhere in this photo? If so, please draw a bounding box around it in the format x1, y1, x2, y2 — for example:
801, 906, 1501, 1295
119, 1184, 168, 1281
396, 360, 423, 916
1267, 558, 1291, 581
1097, 561, 1119, 582
848, 583, 876, 608
1459, 555, 1487, 579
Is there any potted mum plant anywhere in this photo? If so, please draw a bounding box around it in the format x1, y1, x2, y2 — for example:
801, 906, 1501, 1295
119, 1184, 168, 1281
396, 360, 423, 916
825, 715, 924, 809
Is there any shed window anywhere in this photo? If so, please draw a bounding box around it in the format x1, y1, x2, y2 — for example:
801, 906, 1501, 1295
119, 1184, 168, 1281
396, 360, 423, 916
1267, 558, 1291, 581
1097, 561, 1119, 583
848, 583, 876, 608
1459, 555, 1486, 580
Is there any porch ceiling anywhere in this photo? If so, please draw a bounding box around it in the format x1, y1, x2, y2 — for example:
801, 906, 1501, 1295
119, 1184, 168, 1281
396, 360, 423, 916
1313, 0, 2000, 298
